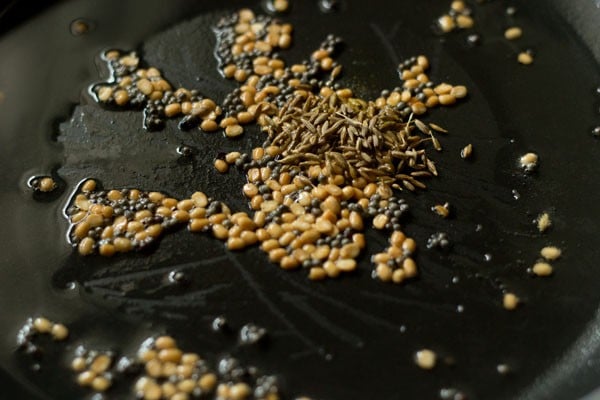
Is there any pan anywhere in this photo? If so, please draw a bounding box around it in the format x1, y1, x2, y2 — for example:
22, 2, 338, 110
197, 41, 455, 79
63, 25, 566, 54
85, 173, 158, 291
0, 0, 599, 398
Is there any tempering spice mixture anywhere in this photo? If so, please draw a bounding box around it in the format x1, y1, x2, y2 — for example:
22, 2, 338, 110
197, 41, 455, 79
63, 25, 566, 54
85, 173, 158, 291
69, 6, 472, 284
15, 0, 572, 398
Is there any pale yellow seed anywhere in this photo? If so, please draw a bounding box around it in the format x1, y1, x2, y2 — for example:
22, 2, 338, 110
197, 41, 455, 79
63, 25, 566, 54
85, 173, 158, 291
541, 246, 561, 261
71, 357, 87, 372
504, 27, 523, 40
415, 349, 437, 370
33, 317, 53, 333
214, 159, 229, 173
225, 124, 244, 137
335, 258, 357, 272
309, 267, 327, 281
77, 370, 96, 386
532, 262, 553, 277
198, 373, 217, 392
503, 293, 519, 310
518, 52, 534, 65
456, 15, 474, 29
50, 323, 69, 340
438, 15, 455, 33
91, 376, 111, 392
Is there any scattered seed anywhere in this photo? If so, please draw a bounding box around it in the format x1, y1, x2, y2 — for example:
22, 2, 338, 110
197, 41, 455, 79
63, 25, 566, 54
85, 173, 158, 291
518, 51, 534, 65
532, 262, 553, 276
414, 349, 437, 370
504, 27, 523, 40
541, 246, 561, 260
503, 293, 519, 310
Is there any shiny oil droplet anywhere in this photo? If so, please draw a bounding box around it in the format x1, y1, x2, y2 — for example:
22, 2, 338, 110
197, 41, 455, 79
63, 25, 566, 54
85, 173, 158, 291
318, 0, 342, 13
212, 316, 229, 332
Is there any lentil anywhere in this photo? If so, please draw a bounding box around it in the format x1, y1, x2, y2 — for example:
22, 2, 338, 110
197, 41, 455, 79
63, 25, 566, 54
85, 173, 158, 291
518, 51, 534, 65
414, 349, 437, 370
532, 262, 553, 276
503, 293, 520, 310
504, 27, 523, 40
541, 246, 561, 260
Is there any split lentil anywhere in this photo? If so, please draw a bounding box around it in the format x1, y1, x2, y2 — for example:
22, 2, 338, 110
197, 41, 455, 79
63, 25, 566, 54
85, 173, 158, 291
504, 27, 522, 40
414, 349, 437, 370
532, 261, 553, 277
503, 293, 519, 310
518, 51, 534, 65
540, 246, 561, 261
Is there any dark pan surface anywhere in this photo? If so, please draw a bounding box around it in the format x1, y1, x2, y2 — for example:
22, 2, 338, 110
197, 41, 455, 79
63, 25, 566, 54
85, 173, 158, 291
0, 0, 599, 399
